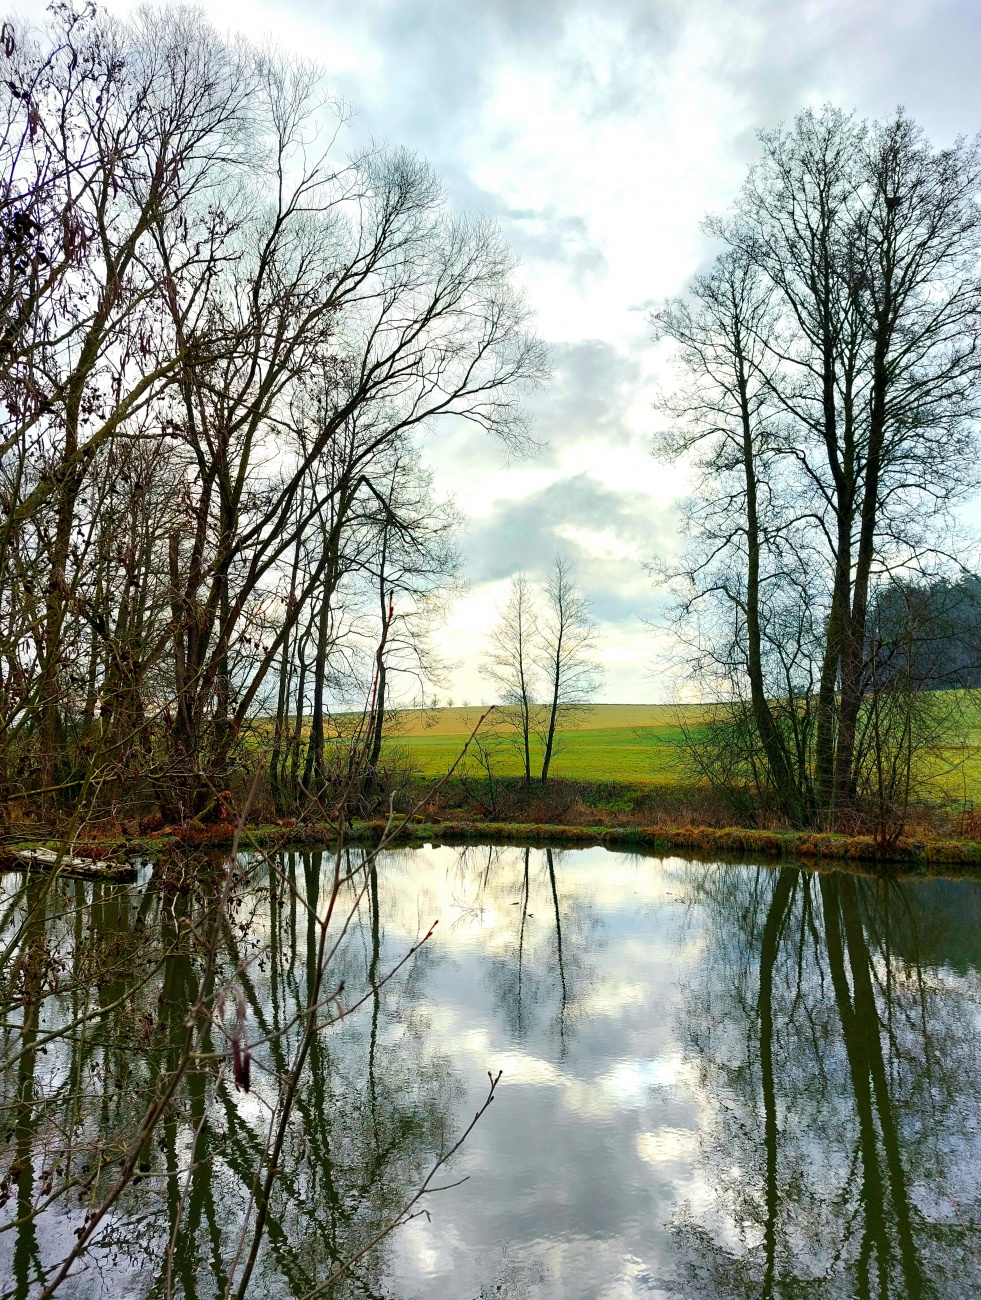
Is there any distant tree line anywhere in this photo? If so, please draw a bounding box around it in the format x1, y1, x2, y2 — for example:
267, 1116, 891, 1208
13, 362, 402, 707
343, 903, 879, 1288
871, 576, 981, 691
0, 3, 545, 822
654, 106, 981, 836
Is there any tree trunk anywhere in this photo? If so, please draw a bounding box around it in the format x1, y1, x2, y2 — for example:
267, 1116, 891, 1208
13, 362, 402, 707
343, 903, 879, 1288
736, 337, 808, 825
302, 589, 332, 797
540, 653, 561, 784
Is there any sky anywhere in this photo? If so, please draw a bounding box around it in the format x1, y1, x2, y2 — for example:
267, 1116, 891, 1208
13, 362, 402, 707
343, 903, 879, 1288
101, 0, 981, 702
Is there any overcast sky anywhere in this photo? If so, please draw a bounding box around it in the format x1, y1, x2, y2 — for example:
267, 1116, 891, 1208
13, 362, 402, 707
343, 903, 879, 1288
99, 0, 981, 701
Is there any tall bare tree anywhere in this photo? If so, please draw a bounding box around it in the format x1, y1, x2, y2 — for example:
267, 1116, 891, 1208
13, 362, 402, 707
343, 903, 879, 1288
0, 5, 260, 804
0, 3, 546, 821
654, 249, 813, 825
654, 106, 981, 830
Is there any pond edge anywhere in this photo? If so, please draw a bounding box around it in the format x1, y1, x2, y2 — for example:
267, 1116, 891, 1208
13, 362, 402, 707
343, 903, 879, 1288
5, 820, 981, 878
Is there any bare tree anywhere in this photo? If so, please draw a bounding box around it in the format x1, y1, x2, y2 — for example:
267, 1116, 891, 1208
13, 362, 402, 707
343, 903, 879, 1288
481, 572, 539, 786
0, 5, 260, 805
653, 249, 814, 825
535, 556, 601, 783
0, 3, 547, 821
360, 453, 463, 780
653, 106, 981, 832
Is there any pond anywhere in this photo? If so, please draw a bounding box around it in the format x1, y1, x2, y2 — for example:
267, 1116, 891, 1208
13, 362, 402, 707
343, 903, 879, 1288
1, 844, 981, 1298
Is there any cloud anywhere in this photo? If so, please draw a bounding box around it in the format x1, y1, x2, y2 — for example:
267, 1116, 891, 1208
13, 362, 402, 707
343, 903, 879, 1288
463, 471, 673, 626
524, 339, 642, 457
501, 207, 608, 285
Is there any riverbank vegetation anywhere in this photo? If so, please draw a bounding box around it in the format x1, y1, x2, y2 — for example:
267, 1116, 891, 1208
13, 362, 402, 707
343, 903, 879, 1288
653, 107, 981, 846
4, 23, 981, 860
0, 1, 544, 835
8, 814, 981, 871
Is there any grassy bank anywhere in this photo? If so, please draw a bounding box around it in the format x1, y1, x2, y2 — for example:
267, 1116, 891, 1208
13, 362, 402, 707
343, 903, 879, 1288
6, 816, 981, 876
7, 698, 981, 877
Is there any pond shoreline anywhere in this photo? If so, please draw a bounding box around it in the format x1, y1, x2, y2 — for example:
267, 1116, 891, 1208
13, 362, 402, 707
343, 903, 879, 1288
5, 818, 981, 876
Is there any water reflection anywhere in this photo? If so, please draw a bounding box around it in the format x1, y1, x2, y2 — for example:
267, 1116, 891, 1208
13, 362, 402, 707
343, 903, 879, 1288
0, 851, 460, 1299
0, 848, 980, 1297
675, 865, 981, 1298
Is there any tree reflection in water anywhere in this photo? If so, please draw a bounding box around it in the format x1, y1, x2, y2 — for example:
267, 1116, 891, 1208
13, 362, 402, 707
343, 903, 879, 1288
4, 848, 981, 1299
675, 864, 981, 1299
0, 851, 458, 1299
470, 844, 592, 1056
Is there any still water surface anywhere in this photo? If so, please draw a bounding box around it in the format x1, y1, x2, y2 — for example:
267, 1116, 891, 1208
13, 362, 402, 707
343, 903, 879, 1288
2, 845, 981, 1298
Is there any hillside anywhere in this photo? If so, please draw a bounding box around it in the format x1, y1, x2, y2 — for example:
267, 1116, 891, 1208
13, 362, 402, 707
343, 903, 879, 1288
382, 703, 703, 783
379, 698, 981, 792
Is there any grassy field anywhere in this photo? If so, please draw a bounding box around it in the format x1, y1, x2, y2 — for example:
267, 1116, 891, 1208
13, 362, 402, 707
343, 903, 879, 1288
381, 699, 981, 798
383, 704, 700, 783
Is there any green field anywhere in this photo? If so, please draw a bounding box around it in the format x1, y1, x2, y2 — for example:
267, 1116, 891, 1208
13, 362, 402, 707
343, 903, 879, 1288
381, 699, 981, 797
383, 704, 699, 783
